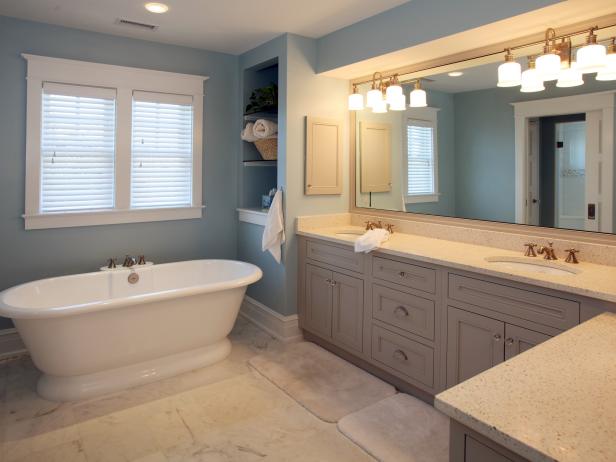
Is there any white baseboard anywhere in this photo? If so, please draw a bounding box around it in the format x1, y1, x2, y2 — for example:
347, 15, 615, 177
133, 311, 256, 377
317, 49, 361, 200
0, 328, 27, 361
240, 296, 302, 343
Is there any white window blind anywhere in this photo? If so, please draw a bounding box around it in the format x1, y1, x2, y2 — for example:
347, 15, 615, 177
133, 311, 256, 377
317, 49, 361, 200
131, 91, 193, 209
406, 119, 436, 197
40, 83, 116, 213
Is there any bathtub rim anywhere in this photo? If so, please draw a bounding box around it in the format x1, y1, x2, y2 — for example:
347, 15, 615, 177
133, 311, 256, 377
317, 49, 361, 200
0, 259, 262, 320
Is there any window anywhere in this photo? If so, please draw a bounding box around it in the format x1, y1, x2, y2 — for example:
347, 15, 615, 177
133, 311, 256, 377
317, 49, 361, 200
404, 108, 439, 203
24, 54, 206, 229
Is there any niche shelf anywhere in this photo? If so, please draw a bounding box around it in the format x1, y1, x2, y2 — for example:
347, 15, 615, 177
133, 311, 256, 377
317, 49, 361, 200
242, 160, 277, 167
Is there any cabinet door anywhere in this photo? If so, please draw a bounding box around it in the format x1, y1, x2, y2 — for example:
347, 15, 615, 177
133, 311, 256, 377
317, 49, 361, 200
465, 436, 514, 462
332, 272, 364, 352
305, 117, 343, 195
447, 307, 505, 388
504, 324, 552, 360
305, 264, 333, 338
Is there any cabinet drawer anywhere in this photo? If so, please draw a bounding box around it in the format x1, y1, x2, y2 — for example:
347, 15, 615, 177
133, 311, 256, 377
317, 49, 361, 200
306, 240, 364, 272
371, 325, 434, 388
372, 257, 436, 294
448, 274, 579, 330
372, 284, 435, 340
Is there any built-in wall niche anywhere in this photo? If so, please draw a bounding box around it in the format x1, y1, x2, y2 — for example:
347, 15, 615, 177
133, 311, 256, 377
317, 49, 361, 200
240, 58, 279, 212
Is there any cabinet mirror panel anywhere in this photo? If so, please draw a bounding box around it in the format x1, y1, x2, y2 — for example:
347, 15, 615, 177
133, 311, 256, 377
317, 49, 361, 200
353, 28, 616, 234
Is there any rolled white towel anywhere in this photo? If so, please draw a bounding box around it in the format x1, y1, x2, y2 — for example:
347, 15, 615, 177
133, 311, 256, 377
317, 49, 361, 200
354, 229, 390, 254
241, 123, 259, 142
253, 119, 278, 139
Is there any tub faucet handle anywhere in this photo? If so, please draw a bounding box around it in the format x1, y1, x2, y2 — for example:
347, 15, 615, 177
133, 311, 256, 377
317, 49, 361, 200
138, 255, 146, 265
107, 258, 117, 269
122, 255, 136, 268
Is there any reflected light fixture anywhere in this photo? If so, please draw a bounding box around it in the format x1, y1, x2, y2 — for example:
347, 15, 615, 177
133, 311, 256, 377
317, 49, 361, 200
536, 28, 561, 81
556, 61, 583, 87
144, 2, 169, 13
389, 92, 406, 111
409, 80, 427, 107
576, 27, 607, 73
348, 84, 364, 110
385, 75, 403, 104
372, 99, 388, 113
497, 49, 522, 87
597, 38, 616, 81
520, 57, 545, 93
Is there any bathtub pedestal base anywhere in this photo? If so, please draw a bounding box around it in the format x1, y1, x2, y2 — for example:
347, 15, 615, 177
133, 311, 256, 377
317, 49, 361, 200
37, 338, 232, 402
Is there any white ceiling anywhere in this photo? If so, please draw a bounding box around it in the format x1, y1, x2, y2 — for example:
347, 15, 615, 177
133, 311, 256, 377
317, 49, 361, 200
0, 0, 409, 55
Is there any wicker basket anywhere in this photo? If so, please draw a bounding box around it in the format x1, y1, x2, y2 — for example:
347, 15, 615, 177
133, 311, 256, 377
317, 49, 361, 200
254, 136, 278, 160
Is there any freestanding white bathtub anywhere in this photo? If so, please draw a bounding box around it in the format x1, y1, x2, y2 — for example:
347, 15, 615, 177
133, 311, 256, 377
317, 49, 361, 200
0, 260, 262, 402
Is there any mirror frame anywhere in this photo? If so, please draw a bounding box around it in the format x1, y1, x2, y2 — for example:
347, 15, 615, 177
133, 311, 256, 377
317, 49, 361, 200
349, 13, 616, 246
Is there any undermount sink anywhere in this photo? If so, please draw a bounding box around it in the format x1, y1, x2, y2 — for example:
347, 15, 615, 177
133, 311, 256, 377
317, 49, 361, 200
484, 256, 580, 276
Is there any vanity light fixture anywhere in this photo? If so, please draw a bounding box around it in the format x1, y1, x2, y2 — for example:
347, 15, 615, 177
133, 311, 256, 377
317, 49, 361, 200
385, 75, 403, 105
576, 27, 607, 73
556, 61, 584, 87
497, 49, 522, 87
448, 71, 463, 77
389, 92, 407, 111
144, 2, 169, 13
366, 72, 384, 108
536, 28, 562, 81
372, 99, 388, 113
596, 38, 616, 81
348, 84, 364, 110
409, 80, 427, 107
520, 57, 545, 93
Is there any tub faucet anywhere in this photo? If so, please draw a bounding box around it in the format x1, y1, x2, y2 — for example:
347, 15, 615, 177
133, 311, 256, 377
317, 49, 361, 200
123, 255, 137, 268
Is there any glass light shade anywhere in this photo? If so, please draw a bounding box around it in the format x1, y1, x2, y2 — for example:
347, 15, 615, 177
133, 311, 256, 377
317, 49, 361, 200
385, 84, 403, 104
520, 68, 545, 93
389, 93, 406, 111
366, 89, 383, 108
497, 61, 522, 87
596, 53, 616, 81
556, 66, 583, 87
536, 53, 561, 81
372, 99, 387, 113
409, 88, 427, 107
576, 44, 607, 73
348, 92, 364, 110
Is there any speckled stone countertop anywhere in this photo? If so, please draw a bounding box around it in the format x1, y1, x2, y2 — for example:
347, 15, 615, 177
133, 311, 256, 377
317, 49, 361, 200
434, 313, 616, 462
296, 225, 616, 304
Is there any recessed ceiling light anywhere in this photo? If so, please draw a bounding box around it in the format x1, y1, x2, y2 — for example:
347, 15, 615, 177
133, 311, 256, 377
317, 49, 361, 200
448, 71, 464, 77
145, 2, 169, 13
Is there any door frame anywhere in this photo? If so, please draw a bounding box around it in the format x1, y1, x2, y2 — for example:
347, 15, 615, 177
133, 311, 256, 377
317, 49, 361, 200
513, 91, 615, 233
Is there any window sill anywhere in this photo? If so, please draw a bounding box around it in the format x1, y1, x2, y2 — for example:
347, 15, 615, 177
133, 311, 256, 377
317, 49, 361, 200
23, 206, 204, 230
405, 194, 440, 204
237, 208, 268, 226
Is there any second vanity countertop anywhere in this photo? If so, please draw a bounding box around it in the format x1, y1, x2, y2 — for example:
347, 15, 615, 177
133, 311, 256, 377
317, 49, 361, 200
297, 225, 616, 304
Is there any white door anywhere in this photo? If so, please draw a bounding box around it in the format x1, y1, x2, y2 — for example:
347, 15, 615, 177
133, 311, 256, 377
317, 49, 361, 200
526, 119, 540, 226
555, 121, 586, 231
584, 110, 612, 233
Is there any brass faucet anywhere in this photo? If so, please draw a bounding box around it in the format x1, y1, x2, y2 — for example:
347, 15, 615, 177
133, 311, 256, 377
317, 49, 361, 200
364, 220, 394, 233
565, 249, 580, 264
523, 243, 537, 257
537, 242, 557, 260
122, 255, 137, 268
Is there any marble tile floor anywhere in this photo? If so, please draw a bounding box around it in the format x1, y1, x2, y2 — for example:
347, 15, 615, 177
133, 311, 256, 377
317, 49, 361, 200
0, 318, 375, 462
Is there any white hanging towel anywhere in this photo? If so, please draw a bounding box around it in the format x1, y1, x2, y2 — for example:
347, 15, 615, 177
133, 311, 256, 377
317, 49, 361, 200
253, 119, 278, 139
241, 122, 259, 142
262, 190, 285, 263
354, 229, 390, 254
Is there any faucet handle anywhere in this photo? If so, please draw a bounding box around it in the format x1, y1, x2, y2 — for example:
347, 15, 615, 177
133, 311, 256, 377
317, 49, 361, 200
565, 249, 579, 264
122, 255, 136, 268
137, 255, 146, 265
364, 221, 374, 231
523, 243, 537, 257
107, 258, 117, 269
385, 224, 395, 234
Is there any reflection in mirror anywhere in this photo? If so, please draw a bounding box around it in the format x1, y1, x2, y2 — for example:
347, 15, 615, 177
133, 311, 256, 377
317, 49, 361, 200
353, 25, 616, 234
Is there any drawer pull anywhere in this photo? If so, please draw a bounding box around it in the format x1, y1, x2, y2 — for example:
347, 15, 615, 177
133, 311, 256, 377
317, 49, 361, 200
398, 271, 406, 278
505, 337, 515, 347
392, 349, 408, 362
493, 333, 502, 341
393, 306, 409, 318
325, 278, 337, 287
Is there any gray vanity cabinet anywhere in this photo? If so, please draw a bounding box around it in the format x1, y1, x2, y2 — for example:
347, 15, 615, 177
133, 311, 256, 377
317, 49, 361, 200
503, 324, 551, 360
446, 307, 505, 388
304, 264, 334, 338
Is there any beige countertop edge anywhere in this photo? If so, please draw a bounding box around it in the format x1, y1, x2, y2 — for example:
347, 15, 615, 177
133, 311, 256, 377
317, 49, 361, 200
296, 228, 616, 304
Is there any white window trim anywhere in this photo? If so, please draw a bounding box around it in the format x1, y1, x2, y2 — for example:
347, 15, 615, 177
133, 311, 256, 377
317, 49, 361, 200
403, 107, 440, 204
23, 54, 208, 230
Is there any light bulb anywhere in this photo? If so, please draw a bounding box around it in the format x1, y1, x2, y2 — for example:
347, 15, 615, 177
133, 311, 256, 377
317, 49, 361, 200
576, 28, 607, 73
145, 2, 169, 13
348, 92, 364, 110
536, 53, 561, 81
596, 41, 616, 81
389, 93, 406, 111
366, 89, 383, 108
556, 64, 583, 87
520, 58, 545, 93
497, 50, 521, 87
372, 99, 387, 113
385, 84, 403, 104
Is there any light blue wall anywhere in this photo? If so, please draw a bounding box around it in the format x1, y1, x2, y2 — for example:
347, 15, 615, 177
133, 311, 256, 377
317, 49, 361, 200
316, 0, 561, 73
454, 79, 616, 223
0, 16, 239, 329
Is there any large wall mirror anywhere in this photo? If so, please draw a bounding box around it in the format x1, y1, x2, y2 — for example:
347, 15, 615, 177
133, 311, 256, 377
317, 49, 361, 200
353, 24, 616, 234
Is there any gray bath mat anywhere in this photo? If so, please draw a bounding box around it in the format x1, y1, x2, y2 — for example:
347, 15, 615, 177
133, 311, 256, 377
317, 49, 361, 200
248, 342, 396, 423
338, 394, 449, 462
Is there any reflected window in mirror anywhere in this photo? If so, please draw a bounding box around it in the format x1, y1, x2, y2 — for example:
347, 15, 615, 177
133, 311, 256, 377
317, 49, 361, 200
405, 109, 439, 204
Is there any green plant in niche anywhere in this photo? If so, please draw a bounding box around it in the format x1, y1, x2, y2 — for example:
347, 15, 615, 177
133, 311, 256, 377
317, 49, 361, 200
245, 83, 278, 114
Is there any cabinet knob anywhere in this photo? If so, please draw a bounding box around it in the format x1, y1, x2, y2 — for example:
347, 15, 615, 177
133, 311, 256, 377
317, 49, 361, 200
493, 333, 502, 341
398, 271, 406, 278
392, 349, 408, 362
394, 306, 409, 318
505, 337, 515, 347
